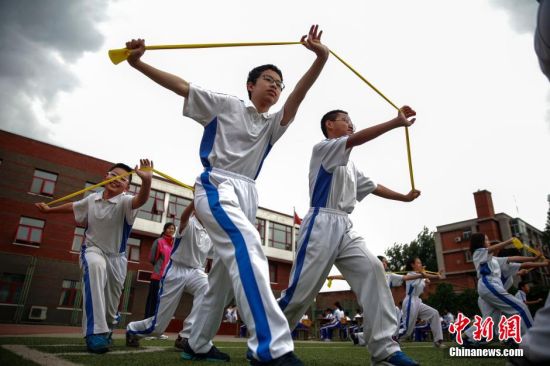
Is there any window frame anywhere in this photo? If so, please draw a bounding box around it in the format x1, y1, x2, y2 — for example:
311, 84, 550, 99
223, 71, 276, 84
29, 169, 58, 197
58, 279, 81, 308
14, 217, 45, 247
268, 221, 292, 251
126, 237, 141, 263
71, 227, 86, 253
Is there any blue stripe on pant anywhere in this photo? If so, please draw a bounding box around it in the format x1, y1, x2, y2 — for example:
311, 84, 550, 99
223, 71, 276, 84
403, 286, 415, 336
81, 247, 95, 337
128, 260, 174, 335
481, 276, 532, 328
279, 207, 319, 311
200, 170, 272, 361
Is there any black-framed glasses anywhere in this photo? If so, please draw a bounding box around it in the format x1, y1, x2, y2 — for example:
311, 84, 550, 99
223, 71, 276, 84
262, 75, 285, 91
107, 171, 129, 183
332, 117, 355, 132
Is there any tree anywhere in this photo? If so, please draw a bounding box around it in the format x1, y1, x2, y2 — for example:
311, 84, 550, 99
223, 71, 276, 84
542, 202, 550, 248
384, 227, 438, 272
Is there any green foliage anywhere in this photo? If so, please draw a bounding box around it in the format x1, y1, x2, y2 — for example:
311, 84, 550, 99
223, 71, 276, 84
543, 205, 550, 247
384, 227, 438, 272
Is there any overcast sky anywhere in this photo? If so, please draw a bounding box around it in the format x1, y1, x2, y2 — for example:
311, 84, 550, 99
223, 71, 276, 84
1, 1, 548, 283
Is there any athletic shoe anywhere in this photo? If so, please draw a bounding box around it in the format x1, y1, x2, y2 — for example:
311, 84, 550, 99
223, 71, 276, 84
174, 335, 188, 350
434, 340, 447, 348
381, 351, 420, 366
107, 331, 114, 346
86, 333, 110, 354
180, 341, 230, 362
349, 332, 359, 345
126, 331, 140, 347
246, 348, 254, 361
249, 351, 303, 366
158, 334, 169, 340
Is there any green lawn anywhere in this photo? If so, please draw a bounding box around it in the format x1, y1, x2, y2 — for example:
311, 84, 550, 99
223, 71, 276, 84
0, 337, 511, 366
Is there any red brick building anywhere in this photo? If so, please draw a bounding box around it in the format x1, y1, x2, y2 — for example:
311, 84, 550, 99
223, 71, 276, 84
435, 190, 550, 292
0, 130, 298, 331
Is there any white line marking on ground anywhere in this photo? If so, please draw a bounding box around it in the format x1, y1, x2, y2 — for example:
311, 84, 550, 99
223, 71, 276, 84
57, 346, 167, 356
2, 344, 82, 366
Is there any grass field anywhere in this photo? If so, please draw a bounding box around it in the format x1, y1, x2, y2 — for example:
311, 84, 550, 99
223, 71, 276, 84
0, 337, 513, 366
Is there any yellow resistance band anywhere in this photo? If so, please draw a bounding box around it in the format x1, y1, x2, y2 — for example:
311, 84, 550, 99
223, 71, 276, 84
46, 168, 194, 207
512, 238, 546, 259
109, 41, 415, 190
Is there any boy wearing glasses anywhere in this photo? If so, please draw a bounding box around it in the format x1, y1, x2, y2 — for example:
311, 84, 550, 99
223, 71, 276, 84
277, 109, 422, 366
36, 160, 153, 354
125, 25, 328, 365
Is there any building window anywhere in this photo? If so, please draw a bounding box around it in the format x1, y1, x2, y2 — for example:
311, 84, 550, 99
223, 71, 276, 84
268, 222, 292, 251
269, 262, 278, 283
462, 230, 472, 240
58, 280, 81, 307
256, 218, 266, 245
465, 251, 473, 263
71, 227, 85, 252
84, 182, 102, 198
127, 237, 141, 262
128, 185, 165, 222
15, 217, 45, 246
167, 195, 191, 229
29, 169, 58, 196
0, 273, 25, 304
137, 270, 152, 283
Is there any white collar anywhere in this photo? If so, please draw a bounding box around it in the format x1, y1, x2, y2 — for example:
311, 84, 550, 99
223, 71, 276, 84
244, 100, 271, 118
96, 191, 125, 203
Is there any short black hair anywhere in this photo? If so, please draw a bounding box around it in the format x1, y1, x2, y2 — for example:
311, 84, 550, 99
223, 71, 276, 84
247, 64, 283, 100
405, 256, 420, 271
470, 232, 486, 254
320, 109, 348, 138
108, 163, 133, 183
377, 255, 386, 262
162, 222, 175, 235
334, 302, 343, 310
518, 281, 528, 290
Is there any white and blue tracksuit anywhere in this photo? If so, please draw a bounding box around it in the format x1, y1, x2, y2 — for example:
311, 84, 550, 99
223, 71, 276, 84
73, 192, 136, 337
464, 249, 532, 339
401, 274, 443, 342
126, 216, 211, 339
183, 83, 293, 362
278, 136, 401, 362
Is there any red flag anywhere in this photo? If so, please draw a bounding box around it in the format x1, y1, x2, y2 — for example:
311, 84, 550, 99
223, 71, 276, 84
294, 209, 302, 225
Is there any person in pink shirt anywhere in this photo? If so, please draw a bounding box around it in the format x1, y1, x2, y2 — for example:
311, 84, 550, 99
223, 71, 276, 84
144, 223, 175, 319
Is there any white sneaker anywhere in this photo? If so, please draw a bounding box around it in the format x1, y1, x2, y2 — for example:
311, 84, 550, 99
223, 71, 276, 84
158, 334, 169, 340
434, 340, 447, 348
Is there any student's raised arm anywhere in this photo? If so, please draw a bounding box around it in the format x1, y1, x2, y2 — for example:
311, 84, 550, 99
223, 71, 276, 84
126, 39, 190, 98
132, 159, 154, 209
178, 200, 195, 235
372, 184, 421, 202
346, 106, 416, 149
281, 25, 329, 126
487, 238, 514, 254
35, 202, 74, 214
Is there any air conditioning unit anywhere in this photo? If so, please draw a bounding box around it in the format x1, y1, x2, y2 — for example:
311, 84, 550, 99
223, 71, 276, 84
454, 236, 462, 243
29, 306, 47, 320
